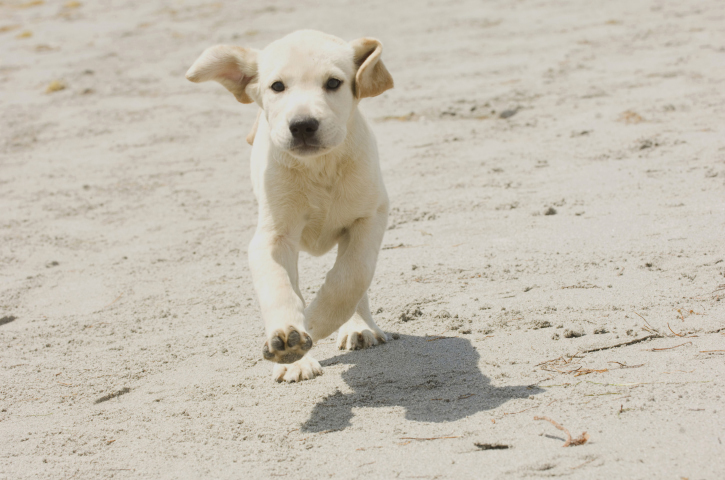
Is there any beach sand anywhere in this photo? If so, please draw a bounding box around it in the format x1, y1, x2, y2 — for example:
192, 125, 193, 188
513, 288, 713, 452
1, 0, 724, 478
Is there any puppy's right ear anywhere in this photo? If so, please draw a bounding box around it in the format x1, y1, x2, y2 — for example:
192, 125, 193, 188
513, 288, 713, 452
186, 45, 259, 104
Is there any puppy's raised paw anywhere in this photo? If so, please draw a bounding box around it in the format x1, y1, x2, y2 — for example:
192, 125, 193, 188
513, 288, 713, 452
273, 355, 322, 383
262, 326, 313, 364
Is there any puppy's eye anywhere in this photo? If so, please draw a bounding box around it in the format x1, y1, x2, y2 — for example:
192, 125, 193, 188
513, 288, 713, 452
326, 78, 342, 90
271, 81, 285, 92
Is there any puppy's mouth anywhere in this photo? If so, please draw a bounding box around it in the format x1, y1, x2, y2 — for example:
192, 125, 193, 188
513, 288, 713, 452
288, 139, 326, 157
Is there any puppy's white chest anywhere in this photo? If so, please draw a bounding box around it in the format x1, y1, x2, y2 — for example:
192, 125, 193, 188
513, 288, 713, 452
299, 177, 370, 255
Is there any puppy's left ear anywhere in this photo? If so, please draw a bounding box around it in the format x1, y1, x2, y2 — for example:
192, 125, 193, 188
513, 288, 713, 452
186, 45, 259, 104
350, 38, 394, 99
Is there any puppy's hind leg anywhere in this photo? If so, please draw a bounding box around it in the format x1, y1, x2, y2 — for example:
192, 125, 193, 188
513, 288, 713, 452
336, 292, 387, 350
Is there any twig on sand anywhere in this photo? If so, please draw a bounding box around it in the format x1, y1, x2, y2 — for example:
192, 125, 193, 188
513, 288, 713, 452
580, 335, 659, 354
668, 323, 685, 337
607, 361, 645, 369
700, 350, 725, 353
474, 443, 510, 450
648, 341, 692, 351
400, 435, 461, 441
503, 405, 538, 416
539, 381, 582, 388
666, 323, 698, 338
382, 243, 425, 250
691, 284, 724, 300
534, 416, 589, 447
537, 352, 607, 375
633, 311, 653, 328
634, 311, 661, 336
94, 387, 131, 404
536, 352, 582, 368
431, 394, 475, 401
101, 293, 123, 310
573, 368, 608, 377
587, 380, 710, 387
571, 458, 596, 470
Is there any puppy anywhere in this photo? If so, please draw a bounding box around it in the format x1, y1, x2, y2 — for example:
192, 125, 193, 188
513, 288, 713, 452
186, 30, 394, 382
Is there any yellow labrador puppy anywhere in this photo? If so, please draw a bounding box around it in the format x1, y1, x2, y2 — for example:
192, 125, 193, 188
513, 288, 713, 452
186, 30, 394, 382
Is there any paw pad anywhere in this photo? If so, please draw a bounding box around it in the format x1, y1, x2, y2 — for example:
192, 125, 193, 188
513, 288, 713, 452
262, 327, 313, 364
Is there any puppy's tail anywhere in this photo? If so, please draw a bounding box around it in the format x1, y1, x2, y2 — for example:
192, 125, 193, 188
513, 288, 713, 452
246, 109, 262, 146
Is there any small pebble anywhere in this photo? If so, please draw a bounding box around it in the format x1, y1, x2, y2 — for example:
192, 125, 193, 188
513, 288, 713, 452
563, 329, 583, 338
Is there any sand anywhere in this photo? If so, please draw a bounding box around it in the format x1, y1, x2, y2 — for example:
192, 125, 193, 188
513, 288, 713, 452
1, 0, 724, 478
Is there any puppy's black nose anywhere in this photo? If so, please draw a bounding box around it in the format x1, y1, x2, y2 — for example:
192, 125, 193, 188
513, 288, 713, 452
289, 117, 319, 139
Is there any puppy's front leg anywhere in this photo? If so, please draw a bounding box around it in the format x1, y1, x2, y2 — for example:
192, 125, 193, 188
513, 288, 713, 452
305, 211, 387, 341
248, 230, 312, 364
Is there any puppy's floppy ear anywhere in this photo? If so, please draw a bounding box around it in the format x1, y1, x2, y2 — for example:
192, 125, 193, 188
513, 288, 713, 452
186, 45, 259, 104
350, 38, 394, 99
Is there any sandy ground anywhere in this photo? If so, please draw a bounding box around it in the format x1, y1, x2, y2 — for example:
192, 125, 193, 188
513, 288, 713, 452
1, 0, 725, 478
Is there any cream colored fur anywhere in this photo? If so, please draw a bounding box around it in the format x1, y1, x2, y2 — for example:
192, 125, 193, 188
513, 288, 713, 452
186, 30, 394, 382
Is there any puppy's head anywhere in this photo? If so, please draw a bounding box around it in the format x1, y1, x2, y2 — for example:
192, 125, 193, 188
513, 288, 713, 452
186, 30, 393, 158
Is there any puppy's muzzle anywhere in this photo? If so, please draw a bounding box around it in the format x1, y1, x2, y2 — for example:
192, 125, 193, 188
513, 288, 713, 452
289, 117, 319, 140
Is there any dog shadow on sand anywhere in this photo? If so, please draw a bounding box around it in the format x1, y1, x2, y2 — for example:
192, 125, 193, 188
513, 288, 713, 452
301, 334, 542, 432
